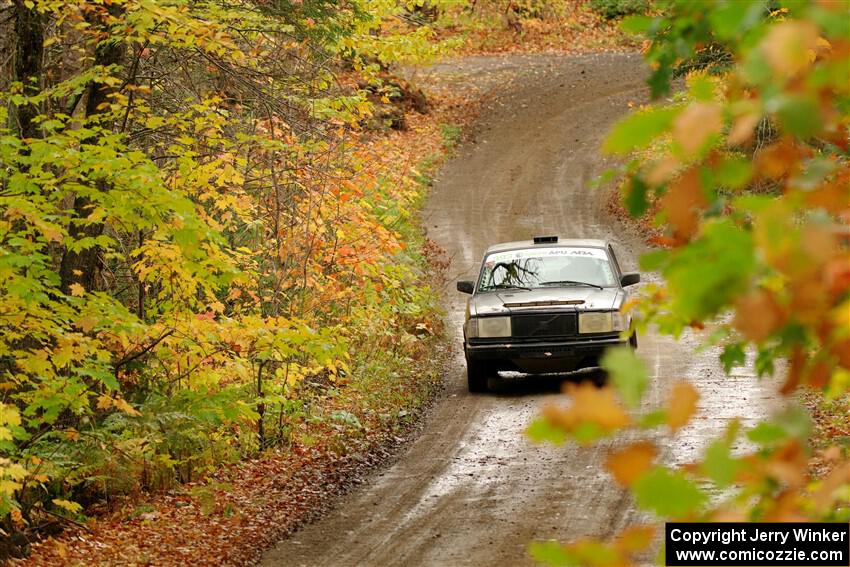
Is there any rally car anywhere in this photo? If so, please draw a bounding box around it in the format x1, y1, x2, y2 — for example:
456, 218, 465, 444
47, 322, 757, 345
456, 236, 639, 392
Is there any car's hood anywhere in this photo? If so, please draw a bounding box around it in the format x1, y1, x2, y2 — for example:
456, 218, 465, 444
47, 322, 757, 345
470, 287, 623, 317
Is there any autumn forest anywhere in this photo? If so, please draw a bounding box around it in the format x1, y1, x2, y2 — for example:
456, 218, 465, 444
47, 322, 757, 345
1, 0, 849, 565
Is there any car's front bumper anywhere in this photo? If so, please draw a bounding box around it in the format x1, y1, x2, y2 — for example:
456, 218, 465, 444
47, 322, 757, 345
465, 335, 626, 373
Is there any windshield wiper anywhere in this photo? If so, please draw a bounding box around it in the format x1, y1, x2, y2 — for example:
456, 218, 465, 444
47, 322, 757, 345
538, 280, 603, 290
486, 283, 532, 291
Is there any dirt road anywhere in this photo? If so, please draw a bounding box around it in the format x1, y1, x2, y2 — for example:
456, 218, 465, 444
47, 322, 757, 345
261, 53, 780, 567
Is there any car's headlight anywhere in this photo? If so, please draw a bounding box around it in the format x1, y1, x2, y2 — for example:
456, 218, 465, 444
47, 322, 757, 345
468, 316, 511, 338
613, 311, 627, 332
579, 311, 623, 334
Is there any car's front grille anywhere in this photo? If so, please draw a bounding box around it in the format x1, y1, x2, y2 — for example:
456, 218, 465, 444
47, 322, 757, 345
511, 312, 577, 338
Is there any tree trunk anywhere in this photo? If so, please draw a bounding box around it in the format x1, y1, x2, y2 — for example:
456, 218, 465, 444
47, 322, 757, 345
12, 0, 43, 139
59, 4, 125, 294
256, 362, 266, 450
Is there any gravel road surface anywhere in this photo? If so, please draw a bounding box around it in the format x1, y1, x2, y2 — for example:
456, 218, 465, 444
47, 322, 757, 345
261, 52, 781, 567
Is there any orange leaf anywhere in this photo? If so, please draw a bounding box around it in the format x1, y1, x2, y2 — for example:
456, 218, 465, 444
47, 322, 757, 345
544, 383, 631, 435
667, 381, 699, 430
673, 103, 722, 156
781, 347, 806, 395
812, 460, 850, 512
754, 138, 809, 179
825, 256, 850, 298
96, 394, 113, 411
727, 112, 761, 146
806, 360, 830, 389
759, 21, 819, 78
661, 168, 707, 239
733, 288, 786, 342
648, 235, 677, 248
616, 525, 656, 553
765, 441, 807, 488
803, 169, 850, 214
646, 155, 681, 185
606, 442, 657, 487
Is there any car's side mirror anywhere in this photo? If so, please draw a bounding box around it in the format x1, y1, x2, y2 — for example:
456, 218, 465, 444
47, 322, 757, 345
456, 281, 475, 294
620, 272, 641, 287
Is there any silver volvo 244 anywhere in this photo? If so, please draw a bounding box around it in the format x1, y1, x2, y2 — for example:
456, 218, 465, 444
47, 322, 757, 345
456, 236, 640, 392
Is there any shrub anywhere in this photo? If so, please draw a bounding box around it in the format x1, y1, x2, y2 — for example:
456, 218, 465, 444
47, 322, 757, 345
588, 0, 649, 19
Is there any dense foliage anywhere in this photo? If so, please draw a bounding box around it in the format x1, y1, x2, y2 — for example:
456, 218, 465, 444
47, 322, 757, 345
0, 0, 462, 543
529, 1, 850, 564
588, 0, 649, 20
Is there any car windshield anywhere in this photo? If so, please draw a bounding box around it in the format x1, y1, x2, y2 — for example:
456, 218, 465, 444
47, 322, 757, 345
478, 246, 616, 291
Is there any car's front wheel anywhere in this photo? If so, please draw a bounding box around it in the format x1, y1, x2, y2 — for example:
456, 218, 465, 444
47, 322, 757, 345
466, 357, 491, 393
590, 369, 609, 387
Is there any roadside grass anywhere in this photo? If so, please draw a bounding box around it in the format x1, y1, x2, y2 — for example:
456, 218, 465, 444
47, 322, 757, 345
441, 123, 462, 149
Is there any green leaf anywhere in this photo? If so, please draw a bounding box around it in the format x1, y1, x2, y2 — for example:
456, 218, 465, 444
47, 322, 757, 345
774, 94, 822, 139
701, 439, 740, 487
624, 175, 651, 217
526, 418, 568, 445
662, 219, 756, 321
746, 422, 786, 444
603, 347, 649, 408
754, 347, 774, 377
633, 467, 707, 518
720, 343, 746, 373
708, 0, 766, 40
688, 74, 717, 102
638, 409, 668, 428
638, 249, 669, 272
747, 407, 811, 446
714, 157, 752, 189
528, 540, 576, 567
572, 421, 607, 445
620, 15, 654, 35
603, 107, 680, 155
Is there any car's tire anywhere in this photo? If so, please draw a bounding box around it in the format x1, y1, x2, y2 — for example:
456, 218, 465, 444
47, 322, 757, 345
591, 369, 609, 388
629, 331, 638, 350
466, 358, 490, 393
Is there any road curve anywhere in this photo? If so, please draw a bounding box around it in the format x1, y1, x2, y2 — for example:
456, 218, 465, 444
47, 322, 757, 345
260, 53, 781, 567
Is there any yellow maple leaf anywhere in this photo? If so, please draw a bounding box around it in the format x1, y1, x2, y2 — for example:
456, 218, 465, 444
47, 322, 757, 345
76, 316, 98, 332
113, 397, 142, 416
68, 283, 85, 297
52, 498, 83, 514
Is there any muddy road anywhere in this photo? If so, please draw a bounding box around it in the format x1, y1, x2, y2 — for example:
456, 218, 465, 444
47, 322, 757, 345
261, 53, 780, 567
